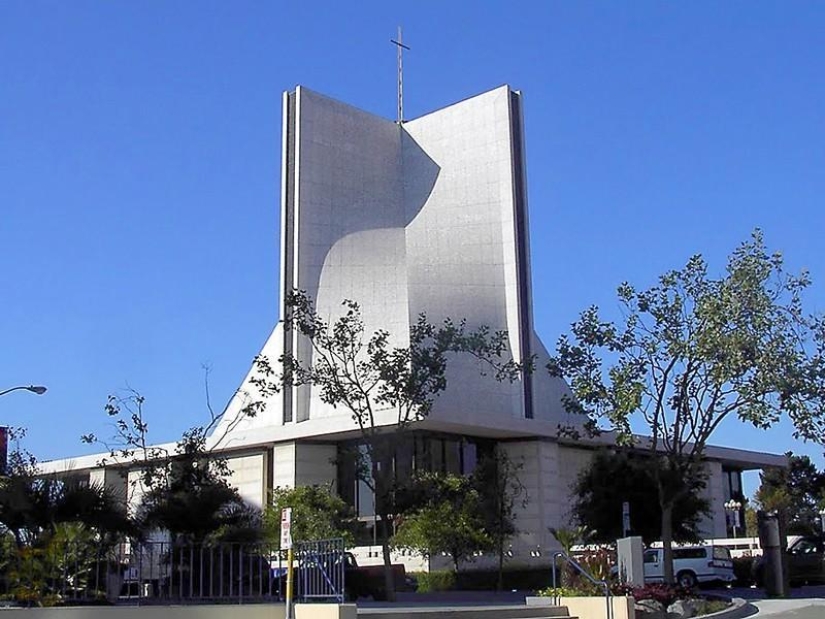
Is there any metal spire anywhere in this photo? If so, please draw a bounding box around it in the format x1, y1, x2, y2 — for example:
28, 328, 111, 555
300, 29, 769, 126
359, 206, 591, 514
390, 26, 410, 123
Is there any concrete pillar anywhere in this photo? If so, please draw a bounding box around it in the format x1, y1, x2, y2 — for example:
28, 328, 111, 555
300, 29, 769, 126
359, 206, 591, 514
700, 461, 727, 538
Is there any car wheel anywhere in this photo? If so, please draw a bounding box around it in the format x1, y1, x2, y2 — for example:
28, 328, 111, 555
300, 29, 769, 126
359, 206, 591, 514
677, 570, 698, 589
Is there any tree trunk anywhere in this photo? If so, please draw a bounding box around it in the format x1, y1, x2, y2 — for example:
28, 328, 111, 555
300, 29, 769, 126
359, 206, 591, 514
372, 444, 396, 602
496, 536, 504, 592
661, 501, 675, 584
379, 517, 396, 602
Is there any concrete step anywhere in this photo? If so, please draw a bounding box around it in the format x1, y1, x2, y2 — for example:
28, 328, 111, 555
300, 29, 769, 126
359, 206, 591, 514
357, 605, 573, 619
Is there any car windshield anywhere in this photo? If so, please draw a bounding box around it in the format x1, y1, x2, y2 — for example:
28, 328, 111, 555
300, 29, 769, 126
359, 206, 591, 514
790, 539, 820, 555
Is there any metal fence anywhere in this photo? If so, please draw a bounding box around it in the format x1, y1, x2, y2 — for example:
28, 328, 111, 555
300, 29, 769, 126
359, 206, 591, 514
0, 539, 345, 606
295, 538, 345, 604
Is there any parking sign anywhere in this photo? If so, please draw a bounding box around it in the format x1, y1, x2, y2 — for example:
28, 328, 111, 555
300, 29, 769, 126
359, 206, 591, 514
280, 507, 292, 550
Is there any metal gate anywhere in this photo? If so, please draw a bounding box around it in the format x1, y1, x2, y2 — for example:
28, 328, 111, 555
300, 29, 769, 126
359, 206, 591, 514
294, 538, 345, 603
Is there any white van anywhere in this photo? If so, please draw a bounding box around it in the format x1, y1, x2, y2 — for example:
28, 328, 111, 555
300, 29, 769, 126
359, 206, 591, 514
643, 545, 735, 588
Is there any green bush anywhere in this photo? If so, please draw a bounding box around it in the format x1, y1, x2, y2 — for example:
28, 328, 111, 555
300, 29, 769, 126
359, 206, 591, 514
413, 570, 456, 592
537, 585, 591, 597
732, 556, 755, 585
696, 599, 730, 614
454, 567, 555, 591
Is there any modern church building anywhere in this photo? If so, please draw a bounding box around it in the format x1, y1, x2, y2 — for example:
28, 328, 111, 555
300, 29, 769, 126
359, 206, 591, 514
43, 85, 784, 565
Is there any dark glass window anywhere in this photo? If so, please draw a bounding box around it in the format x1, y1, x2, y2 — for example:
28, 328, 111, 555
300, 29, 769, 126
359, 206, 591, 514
674, 548, 706, 560
445, 439, 461, 475
462, 440, 477, 476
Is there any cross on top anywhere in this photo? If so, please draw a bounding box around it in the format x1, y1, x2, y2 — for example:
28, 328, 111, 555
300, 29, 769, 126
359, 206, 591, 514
390, 26, 410, 124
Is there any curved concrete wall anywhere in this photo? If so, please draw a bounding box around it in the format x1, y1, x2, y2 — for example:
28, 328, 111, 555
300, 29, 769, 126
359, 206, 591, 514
218, 84, 577, 440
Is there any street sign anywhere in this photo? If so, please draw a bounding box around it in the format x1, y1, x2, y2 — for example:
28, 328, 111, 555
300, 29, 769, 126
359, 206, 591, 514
281, 507, 293, 550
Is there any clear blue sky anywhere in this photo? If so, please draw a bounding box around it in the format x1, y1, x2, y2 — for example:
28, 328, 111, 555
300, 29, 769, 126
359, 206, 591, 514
2, 2, 824, 496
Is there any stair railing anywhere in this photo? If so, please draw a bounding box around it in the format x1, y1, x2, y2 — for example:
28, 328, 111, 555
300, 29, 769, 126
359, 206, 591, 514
551, 551, 613, 619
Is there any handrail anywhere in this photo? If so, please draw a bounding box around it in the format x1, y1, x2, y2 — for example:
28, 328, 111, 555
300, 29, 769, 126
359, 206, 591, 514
552, 551, 613, 619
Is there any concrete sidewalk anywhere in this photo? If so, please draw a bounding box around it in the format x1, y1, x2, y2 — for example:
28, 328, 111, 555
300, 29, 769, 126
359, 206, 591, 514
749, 599, 825, 618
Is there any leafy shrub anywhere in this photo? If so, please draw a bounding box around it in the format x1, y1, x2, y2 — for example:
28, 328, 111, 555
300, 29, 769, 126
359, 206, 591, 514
574, 547, 614, 582
541, 581, 692, 605
537, 585, 593, 597
454, 567, 554, 591
732, 556, 755, 585
611, 582, 692, 606
413, 570, 456, 592
696, 599, 730, 614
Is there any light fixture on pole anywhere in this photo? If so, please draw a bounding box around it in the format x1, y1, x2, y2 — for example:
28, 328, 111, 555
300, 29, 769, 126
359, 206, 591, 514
724, 499, 742, 538
0, 385, 48, 397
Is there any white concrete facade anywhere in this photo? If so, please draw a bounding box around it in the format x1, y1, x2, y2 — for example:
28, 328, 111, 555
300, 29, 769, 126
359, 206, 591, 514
40, 85, 786, 566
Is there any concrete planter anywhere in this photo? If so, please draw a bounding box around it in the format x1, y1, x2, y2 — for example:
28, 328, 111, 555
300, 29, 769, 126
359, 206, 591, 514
0, 603, 357, 619
527, 595, 636, 619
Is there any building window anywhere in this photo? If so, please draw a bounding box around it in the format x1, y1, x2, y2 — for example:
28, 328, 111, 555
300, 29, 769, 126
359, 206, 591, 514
722, 467, 743, 501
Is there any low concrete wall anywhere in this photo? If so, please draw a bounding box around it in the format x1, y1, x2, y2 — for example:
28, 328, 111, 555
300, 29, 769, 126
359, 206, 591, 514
0, 603, 355, 619
527, 595, 635, 619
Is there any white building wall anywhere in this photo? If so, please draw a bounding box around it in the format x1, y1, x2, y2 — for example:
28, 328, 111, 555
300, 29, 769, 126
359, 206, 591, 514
498, 440, 564, 563
403, 87, 526, 420
556, 445, 596, 527
225, 452, 266, 509
701, 461, 728, 539
272, 442, 297, 489
89, 467, 128, 505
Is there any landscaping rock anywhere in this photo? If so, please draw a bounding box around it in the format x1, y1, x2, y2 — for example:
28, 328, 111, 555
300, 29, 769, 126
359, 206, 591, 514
667, 598, 701, 618
635, 598, 666, 618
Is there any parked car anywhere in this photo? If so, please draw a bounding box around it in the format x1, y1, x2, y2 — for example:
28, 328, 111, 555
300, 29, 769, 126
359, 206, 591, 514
277, 551, 409, 601
342, 552, 411, 601
753, 535, 825, 587
643, 545, 735, 588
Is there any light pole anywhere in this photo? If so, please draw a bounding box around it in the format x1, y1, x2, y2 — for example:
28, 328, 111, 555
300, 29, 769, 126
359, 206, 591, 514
0, 385, 47, 397
0, 385, 46, 475
724, 499, 742, 538
819, 507, 825, 534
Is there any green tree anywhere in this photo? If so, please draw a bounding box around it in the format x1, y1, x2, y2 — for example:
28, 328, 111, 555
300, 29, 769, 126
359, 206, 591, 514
82, 389, 262, 544
0, 447, 133, 548
547, 231, 825, 583
756, 452, 825, 535
0, 439, 135, 606
250, 290, 519, 599
472, 450, 526, 590
392, 473, 489, 571
548, 525, 595, 554
572, 449, 709, 544
744, 505, 759, 537
264, 484, 362, 548
135, 427, 261, 544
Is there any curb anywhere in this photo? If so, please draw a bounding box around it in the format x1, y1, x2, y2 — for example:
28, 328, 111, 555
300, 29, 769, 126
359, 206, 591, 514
696, 598, 757, 619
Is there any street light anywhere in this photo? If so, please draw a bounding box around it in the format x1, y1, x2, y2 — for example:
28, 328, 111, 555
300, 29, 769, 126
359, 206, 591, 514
0, 385, 47, 397
724, 499, 742, 538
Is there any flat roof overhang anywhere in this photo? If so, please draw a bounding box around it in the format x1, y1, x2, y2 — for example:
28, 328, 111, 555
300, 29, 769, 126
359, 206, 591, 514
39, 408, 786, 475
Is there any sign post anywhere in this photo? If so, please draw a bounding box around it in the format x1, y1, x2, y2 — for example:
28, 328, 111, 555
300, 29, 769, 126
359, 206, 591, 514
282, 508, 294, 619
622, 501, 631, 537
0, 427, 8, 477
